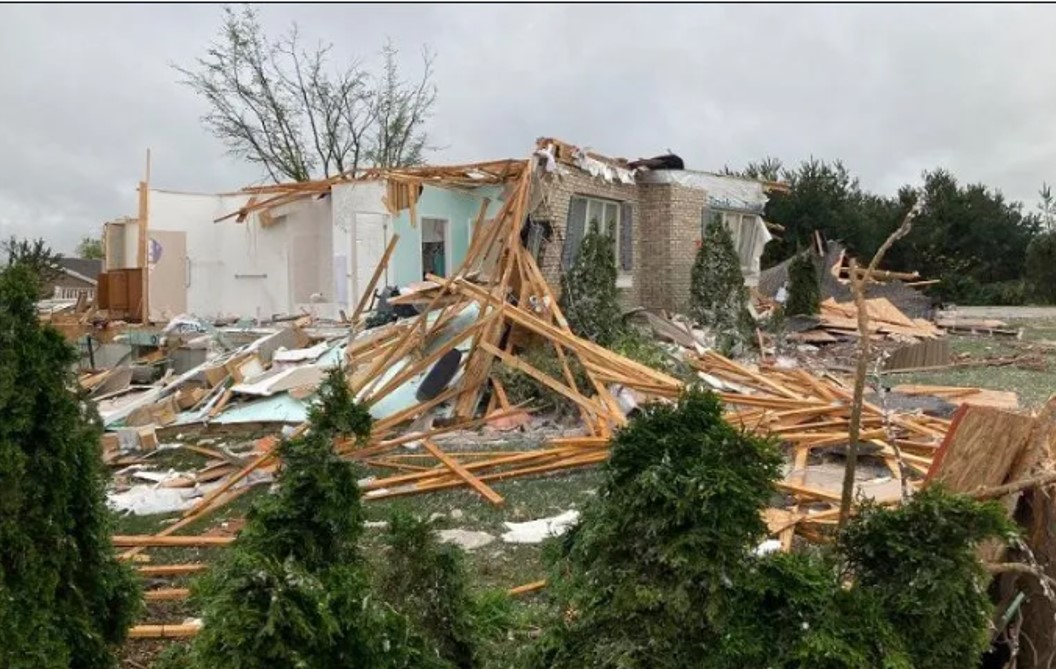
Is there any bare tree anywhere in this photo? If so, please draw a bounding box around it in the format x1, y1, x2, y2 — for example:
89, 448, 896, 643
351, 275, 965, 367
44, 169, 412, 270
175, 6, 436, 182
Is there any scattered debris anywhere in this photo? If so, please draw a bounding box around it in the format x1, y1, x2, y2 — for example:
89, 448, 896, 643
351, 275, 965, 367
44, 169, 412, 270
501, 510, 580, 544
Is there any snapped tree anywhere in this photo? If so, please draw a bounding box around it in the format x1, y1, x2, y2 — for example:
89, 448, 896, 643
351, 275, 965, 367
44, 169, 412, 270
176, 6, 436, 182
689, 218, 752, 353
559, 220, 624, 347
0, 259, 141, 669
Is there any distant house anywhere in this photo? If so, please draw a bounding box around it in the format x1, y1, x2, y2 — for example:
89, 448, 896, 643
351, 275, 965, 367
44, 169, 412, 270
50, 257, 101, 301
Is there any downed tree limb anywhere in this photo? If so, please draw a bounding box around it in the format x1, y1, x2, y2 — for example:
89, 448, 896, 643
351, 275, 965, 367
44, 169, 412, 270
969, 471, 1056, 501
986, 562, 1056, 591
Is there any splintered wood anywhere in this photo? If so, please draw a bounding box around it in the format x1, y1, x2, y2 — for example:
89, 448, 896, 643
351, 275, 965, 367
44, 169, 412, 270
690, 350, 951, 548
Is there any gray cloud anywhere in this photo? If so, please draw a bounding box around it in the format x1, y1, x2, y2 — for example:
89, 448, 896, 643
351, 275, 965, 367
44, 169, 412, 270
2, 3, 1055, 254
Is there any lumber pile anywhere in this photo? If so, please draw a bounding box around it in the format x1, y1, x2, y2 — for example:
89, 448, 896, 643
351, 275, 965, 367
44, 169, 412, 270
689, 350, 950, 547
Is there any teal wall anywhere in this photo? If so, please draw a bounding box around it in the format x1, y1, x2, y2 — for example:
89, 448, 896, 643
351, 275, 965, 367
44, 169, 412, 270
390, 184, 506, 286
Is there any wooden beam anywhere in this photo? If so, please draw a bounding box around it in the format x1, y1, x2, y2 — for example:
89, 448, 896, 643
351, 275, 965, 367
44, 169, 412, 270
508, 580, 547, 596
112, 535, 234, 548
144, 588, 191, 602
137, 564, 208, 577
128, 623, 201, 639
350, 233, 401, 325
421, 439, 505, 506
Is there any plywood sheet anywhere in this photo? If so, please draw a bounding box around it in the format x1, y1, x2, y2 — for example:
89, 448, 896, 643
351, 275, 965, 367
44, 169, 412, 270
927, 405, 1036, 493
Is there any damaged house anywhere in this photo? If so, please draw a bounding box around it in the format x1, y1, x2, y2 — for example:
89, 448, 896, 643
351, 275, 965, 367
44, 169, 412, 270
529, 138, 784, 313
101, 163, 514, 322
99, 140, 782, 322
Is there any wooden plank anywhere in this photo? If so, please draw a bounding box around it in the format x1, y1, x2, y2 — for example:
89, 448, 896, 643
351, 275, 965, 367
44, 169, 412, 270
421, 439, 505, 506
137, 564, 208, 577
113, 535, 235, 548
145, 588, 190, 602
128, 623, 201, 639
508, 580, 547, 596
350, 233, 401, 325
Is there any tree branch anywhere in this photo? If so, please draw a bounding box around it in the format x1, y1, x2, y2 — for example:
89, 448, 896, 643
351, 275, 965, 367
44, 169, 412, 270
838, 197, 924, 528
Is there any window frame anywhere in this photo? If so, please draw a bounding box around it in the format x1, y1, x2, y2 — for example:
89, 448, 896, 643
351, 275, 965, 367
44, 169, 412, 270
569, 194, 626, 274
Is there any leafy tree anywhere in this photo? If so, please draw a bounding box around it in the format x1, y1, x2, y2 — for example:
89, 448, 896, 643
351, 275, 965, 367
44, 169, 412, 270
76, 236, 105, 260
786, 250, 820, 316
0, 262, 141, 669
3, 236, 63, 293
723, 155, 784, 182
1026, 231, 1056, 304
176, 6, 436, 182
526, 387, 1014, 669
184, 368, 450, 669
559, 220, 623, 346
689, 218, 752, 352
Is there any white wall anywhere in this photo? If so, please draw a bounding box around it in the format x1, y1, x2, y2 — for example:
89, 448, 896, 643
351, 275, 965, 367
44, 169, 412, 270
148, 189, 333, 321
331, 181, 390, 312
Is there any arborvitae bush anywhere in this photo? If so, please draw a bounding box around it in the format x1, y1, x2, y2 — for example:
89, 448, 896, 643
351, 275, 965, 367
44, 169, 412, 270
689, 222, 753, 353
560, 220, 624, 346
379, 513, 481, 669
786, 251, 821, 316
1026, 231, 1056, 304
0, 262, 142, 669
184, 368, 451, 669
839, 486, 1014, 669
528, 389, 783, 668
526, 387, 1014, 669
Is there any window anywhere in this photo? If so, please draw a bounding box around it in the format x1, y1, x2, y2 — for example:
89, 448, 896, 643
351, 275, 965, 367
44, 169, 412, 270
565, 195, 633, 274
702, 208, 761, 274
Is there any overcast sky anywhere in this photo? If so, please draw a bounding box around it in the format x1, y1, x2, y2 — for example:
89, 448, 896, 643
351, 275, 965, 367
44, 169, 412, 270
3, 3, 1056, 254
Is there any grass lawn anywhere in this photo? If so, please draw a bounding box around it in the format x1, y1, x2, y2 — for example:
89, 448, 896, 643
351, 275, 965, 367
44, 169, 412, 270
888, 318, 1056, 409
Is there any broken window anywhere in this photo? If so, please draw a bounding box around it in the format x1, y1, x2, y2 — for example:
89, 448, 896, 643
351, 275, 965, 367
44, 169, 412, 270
563, 195, 633, 273
421, 217, 448, 279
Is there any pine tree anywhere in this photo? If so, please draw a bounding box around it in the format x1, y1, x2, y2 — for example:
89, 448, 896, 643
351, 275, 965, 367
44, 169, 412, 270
185, 368, 452, 669
1026, 232, 1056, 304
786, 251, 821, 316
0, 261, 141, 669
689, 220, 752, 352
560, 220, 623, 346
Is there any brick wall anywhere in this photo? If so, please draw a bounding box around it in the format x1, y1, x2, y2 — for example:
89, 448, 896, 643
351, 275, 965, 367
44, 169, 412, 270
532, 167, 706, 314
532, 168, 640, 309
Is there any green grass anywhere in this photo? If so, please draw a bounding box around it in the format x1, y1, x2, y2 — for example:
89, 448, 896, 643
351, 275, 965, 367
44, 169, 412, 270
889, 319, 1056, 409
